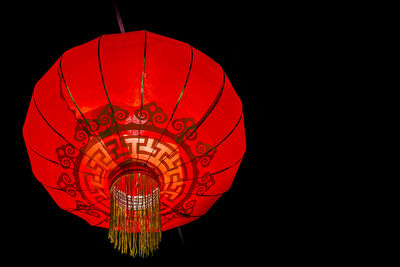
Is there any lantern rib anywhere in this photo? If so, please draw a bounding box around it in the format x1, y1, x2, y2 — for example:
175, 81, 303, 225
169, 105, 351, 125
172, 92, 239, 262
160, 155, 243, 185
66, 197, 110, 212
190, 71, 225, 133
24, 140, 106, 178
160, 111, 243, 175
156, 68, 226, 169
144, 45, 194, 165
59, 55, 119, 167
97, 35, 129, 166
137, 31, 147, 161
32, 94, 108, 169
161, 202, 201, 218
93, 216, 110, 226
42, 182, 92, 193
163, 189, 226, 197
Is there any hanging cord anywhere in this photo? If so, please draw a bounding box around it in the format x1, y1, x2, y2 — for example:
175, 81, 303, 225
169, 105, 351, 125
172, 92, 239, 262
177, 227, 185, 247
113, 1, 125, 33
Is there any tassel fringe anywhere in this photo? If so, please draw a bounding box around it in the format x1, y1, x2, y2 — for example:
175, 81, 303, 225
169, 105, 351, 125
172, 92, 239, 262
108, 173, 161, 258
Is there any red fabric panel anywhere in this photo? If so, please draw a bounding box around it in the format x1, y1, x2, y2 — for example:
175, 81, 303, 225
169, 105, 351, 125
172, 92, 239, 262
61, 37, 106, 115
96, 31, 145, 108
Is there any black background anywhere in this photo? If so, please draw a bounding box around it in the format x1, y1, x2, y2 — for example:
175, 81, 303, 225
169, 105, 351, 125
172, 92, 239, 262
2, 1, 324, 265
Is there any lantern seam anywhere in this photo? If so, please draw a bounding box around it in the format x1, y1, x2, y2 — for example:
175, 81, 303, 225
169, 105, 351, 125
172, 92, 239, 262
161, 202, 201, 218
97, 35, 130, 166
163, 189, 227, 197
144, 45, 194, 165
66, 197, 110, 212
137, 31, 147, 161
32, 94, 107, 170
160, 155, 243, 185
24, 140, 106, 178
93, 216, 109, 227
42, 183, 91, 193
59, 55, 119, 167
161, 111, 243, 175
156, 68, 226, 169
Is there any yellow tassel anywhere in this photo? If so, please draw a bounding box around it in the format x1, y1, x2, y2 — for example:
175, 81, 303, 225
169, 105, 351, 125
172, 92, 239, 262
109, 173, 161, 257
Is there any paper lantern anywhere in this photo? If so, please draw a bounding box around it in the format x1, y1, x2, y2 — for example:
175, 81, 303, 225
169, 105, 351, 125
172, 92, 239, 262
23, 30, 246, 257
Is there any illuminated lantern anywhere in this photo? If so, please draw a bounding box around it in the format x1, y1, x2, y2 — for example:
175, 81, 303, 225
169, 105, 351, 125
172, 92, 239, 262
23, 30, 246, 257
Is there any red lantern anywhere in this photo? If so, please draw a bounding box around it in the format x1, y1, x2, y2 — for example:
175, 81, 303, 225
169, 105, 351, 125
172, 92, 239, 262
23, 30, 246, 257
